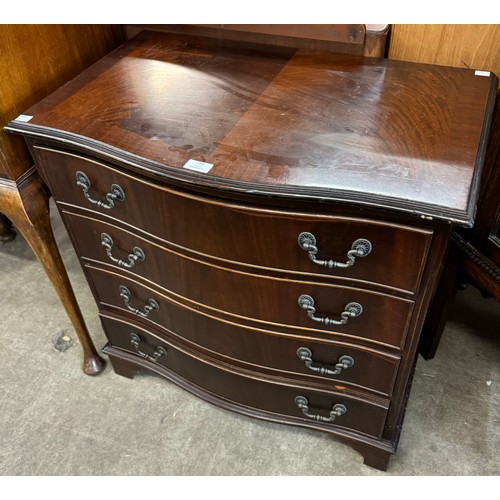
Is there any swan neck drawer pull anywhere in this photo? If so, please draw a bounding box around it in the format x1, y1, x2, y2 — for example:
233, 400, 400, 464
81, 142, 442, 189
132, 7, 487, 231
119, 285, 159, 318
298, 232, 372, 269
297, 347, 354, 376
294, 396, 347, 423
130, 332, 167, 362
76, 170, 125, 209
101, 233, 145, 269
298, 294, 363, 326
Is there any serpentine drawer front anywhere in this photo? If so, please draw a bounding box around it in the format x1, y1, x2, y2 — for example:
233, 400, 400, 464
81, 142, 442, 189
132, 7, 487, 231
100, 314, 390, 439
7, 30, 496, 471
84, 262, 413, 351
34, 146, 433, 295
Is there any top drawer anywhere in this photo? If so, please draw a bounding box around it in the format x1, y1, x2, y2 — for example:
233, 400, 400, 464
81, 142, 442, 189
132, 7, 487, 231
33, 146, 433, 294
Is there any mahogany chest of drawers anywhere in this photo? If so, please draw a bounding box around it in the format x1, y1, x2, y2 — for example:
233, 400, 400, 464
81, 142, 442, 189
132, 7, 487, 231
7, 30, 496, 471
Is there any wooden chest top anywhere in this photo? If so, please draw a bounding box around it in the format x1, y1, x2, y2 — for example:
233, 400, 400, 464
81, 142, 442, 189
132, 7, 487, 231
7, 30, 497, 225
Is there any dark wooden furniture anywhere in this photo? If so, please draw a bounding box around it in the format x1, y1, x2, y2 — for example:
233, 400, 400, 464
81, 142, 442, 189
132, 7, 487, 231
388, 25, 500, 86
420, 91, 500, 358
0, 25, 122, 375
7, 31, 496, 470
125, 24, 390, 58
386, 25, 500, 357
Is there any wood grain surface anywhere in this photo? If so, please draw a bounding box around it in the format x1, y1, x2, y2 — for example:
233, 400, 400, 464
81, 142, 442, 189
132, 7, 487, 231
6, 28, 496, 470
125, 24, 368, 55
7, 30, 497, 225
100, 314, 390, 439
32, 146, 433, 295
388, 25, 500, 83
95, 289, 401, 397
83, 262, 414, 351
0, 24, 122, 179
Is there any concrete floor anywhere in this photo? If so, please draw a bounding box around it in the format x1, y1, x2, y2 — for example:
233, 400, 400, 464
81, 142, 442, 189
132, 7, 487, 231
1, 202, 499, 476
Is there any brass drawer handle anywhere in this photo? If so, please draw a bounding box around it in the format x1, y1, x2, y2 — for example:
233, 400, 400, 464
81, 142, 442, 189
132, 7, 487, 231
119, 285, 159, 318
298, 295, 362, 326
297, 347, 354, 376
76, 171, 125, 209
294, 396, 347, 423
298, 232, 372, 269
101, 233, 145, 269
130, 332, 167, 362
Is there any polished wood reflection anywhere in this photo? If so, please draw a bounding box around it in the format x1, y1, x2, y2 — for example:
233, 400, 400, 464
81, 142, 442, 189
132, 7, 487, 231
10, 31, 497, 225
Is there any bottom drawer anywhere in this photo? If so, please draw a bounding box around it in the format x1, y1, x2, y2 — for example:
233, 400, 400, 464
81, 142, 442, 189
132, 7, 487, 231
101, 314, 389, 439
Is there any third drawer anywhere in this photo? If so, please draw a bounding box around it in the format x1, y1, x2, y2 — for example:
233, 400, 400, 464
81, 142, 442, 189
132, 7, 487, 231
96, 285, 401, 396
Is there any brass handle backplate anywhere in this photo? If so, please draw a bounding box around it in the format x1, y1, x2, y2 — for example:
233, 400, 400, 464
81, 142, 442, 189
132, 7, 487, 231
119, 285, 159, 318
101, 233, 145, 269
130, 332, 167, 362
298, 232, 372, 269
298, 295, 363, 326
294, 396, 347, 423
76, 170, 125, 209
297, 347, 354, 376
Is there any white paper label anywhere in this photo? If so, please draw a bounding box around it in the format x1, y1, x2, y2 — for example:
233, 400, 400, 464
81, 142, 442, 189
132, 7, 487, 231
183, 159, 213, 173
474, 70, 491, 77
15, 114, 33, 122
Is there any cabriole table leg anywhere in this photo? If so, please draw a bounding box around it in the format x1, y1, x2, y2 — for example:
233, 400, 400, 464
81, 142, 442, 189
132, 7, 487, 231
0, 170, 106, 375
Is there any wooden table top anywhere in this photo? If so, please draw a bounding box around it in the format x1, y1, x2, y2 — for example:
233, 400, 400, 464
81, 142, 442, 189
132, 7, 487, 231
7, 30, 497, 225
